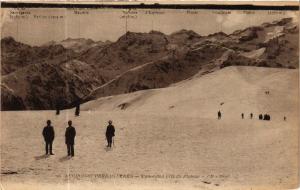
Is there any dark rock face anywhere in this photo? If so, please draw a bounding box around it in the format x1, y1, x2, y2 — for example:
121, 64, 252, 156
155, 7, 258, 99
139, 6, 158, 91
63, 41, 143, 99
1, 85, 25, 110
1, 60, 103, 110
1, 17, 299, 110
1, 37, 76, 75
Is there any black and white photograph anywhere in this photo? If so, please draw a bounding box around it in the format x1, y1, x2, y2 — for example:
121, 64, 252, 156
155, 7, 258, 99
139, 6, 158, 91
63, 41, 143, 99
0, 2, 299, 190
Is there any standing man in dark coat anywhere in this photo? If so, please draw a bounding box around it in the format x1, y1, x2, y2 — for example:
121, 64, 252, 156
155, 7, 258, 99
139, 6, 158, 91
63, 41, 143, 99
65, 120, 76, 157
106, 120, 115, 148
42, 120, 55, 155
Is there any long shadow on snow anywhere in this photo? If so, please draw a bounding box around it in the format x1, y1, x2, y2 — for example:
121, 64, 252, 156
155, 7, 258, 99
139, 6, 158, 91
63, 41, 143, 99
59, 156, 71, 162
35, 154, 50, 160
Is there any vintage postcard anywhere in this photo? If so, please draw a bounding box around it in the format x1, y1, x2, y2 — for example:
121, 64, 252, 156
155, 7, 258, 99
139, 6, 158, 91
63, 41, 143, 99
0, 1, 299, 190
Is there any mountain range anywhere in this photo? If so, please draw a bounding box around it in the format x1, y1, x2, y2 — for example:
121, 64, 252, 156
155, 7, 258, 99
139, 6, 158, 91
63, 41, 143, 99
1, 17, 298, 110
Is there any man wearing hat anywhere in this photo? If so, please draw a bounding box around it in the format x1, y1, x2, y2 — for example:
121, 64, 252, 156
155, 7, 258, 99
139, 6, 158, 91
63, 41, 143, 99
105, 120, 115, 148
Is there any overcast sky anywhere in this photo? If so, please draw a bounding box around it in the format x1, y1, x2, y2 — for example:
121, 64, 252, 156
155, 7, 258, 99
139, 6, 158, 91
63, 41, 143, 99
1, 8, 298, 46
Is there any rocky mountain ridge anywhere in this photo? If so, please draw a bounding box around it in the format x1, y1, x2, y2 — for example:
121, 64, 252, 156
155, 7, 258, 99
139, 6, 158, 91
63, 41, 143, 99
1, 17, 298, 110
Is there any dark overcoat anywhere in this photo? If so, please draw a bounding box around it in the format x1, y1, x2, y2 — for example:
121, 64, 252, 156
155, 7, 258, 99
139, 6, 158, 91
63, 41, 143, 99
43, 126, 55, 142
106, 125, 115, 138
65, 126, 76, 145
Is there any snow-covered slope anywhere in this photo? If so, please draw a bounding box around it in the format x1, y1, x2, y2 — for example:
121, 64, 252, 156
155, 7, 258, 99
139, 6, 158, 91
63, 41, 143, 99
82, 66, 299, 121
1, 66, 299, 190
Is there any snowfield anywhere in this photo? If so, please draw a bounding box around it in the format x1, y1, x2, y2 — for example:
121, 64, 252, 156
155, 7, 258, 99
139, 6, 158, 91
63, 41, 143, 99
1, 66, 299, 190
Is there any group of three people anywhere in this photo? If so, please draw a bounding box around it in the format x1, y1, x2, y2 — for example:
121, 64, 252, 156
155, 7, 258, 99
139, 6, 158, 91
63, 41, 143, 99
42, 120, 115, 157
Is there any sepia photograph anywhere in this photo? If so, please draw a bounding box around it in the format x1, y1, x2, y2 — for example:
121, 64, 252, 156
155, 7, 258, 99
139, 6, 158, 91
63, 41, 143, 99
0, 2, 299, 190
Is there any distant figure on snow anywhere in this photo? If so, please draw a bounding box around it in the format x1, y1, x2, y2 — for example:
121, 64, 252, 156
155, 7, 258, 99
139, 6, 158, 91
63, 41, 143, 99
75, 100, 80, 116
218, 110, 222, 119
65, 120, 76, 157
106, 120, 115, 148
55, 101, 60, 115
259, 114, 263, 120
250, 113, 253, 119
284, 116, 287, 121
42, 120, 55, 155
241, 113, 244, 119
263, 114, 271, 121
